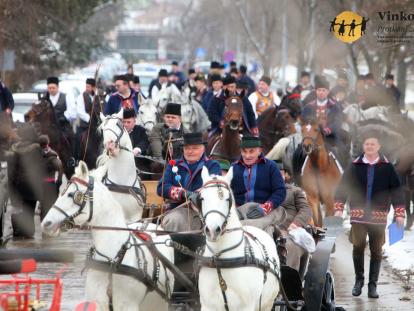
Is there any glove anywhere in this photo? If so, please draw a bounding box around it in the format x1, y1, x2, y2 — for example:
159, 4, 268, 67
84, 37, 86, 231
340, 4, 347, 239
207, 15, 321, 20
323, 127, 332, 136
246, 205, 265, 219
133, 147, 142, 156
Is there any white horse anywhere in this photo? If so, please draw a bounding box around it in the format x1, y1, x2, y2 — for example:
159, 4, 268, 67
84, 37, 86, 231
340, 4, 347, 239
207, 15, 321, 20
136, 98, 158, 134
153, 83, 184, 114
41, 162, 174, 311
198, 167, 279, 311
99, 110, 144, 222
180, 98, 211, 133
343, 103, 390, 125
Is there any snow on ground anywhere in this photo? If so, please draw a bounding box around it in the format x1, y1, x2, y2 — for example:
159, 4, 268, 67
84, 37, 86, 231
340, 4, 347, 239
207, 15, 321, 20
383, 209, 414, 278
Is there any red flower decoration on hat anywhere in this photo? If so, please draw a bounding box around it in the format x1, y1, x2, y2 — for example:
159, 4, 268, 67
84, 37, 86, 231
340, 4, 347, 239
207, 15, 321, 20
169, 160, 176, 166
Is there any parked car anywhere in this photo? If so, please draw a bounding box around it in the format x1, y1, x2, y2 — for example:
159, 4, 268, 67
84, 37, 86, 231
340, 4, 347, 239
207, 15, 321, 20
12, 93, 39, 123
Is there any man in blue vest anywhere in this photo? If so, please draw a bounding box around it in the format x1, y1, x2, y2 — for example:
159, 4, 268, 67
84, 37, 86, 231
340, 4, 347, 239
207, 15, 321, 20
158, 132, 221, 231
208, 75, 258, 136
230, 136, 286, 230
104, 75, 139, 115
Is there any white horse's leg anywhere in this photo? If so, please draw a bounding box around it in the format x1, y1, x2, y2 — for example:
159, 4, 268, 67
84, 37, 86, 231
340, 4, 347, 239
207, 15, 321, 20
140, 292, 168, 311
258, 275, 279, 311
85, 270, 110, 311
112, 275, 144, 311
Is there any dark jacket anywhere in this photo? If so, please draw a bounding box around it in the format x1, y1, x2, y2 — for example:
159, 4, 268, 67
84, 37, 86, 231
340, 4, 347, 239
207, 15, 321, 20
230, 155, 286, 210
0, 82, 14, 111
279, 184, 312, 230
202, 89, 215, 113
335, 154, 405, 225
104, 89, 139, 115
149, 123, 186, 159
302, 98, 343, 136
128, 125, 150, 168
8, 141, 45, 203
157, 155, 221, 208
208, 91, 257, 134
238, 74, 256, 96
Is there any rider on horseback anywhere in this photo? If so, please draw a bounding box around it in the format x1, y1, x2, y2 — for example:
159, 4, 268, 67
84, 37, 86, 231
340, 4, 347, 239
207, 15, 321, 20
157, 132, 221, 231
302, 77, 348, 165
149, 103, 187, 160
104, 74, 140, 115
207, 75, 258, 136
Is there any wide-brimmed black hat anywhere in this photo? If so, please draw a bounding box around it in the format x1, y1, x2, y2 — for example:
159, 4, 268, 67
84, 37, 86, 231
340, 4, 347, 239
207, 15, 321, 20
86, 78, 96, 86
123, 108, 136, 119
240, 136, 262, 148
165, 103, 181, 116
182, 132, 206, 146
47, 76, 59, 85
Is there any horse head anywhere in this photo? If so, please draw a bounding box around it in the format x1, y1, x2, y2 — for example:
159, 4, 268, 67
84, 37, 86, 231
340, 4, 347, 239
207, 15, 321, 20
300, 118, 324, 155
224, 95, 243, 131
197, 166, 236, 242
99, 110, 132, 157
136, 99, 158, 133
25, 99, 52, 124
41, 161, 94, 236
280, 92, 302, 119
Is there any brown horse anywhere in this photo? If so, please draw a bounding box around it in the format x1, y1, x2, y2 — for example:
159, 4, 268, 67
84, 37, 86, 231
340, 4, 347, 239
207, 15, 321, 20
258, 107, 297, 154
207, 95, 244, 162
25, 99, 75, 178
300, 119, 342, 226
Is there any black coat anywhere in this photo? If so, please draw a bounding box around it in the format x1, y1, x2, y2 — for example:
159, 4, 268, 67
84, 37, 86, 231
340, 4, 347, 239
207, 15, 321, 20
335, 154, 405, 224
7, 142, 45, 203
129, 125, 150, 168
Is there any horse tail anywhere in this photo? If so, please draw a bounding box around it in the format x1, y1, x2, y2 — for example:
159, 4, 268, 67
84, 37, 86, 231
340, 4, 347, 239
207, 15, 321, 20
292, 145, 306, 185
266, 137, 290, 160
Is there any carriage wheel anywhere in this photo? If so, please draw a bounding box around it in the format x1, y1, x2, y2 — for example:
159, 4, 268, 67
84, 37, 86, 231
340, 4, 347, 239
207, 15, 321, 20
321, 271, 336, 311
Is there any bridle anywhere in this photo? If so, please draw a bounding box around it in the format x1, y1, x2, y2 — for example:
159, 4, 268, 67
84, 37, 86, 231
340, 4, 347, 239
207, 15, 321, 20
102, 116, 130, 152
52, 176, 94, 230
301, 124, 322, 155
196, 178, 234, 233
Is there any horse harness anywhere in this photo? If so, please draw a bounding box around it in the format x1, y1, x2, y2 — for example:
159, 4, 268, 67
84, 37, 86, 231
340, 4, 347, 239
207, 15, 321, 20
187, 178, 281, 311
102, 173, 145, 204
102, 116, 130, 152
52, 176, 175, 310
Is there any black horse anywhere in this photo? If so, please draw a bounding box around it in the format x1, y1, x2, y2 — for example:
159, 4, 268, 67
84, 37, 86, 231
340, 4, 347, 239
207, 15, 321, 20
25, 99, 75, 178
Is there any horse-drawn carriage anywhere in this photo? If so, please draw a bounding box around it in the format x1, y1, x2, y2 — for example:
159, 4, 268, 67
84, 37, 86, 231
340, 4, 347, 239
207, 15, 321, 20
138, 174, 343, 311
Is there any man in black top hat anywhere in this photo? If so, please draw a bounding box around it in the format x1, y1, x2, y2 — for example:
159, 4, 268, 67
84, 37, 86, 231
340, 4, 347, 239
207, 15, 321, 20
157, 132, 221, 231
149, 102, 187, 160
149, 69, 170, 99
46, 76, 69, 126
208, 75, 258, 136
75, 78, 102, 161
202, 74, 222, 113
238, 64, 256, 95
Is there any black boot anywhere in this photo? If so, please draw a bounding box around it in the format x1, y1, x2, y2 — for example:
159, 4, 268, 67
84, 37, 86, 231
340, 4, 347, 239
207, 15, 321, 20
352, 254, 364, 296
368, 259, 381, 298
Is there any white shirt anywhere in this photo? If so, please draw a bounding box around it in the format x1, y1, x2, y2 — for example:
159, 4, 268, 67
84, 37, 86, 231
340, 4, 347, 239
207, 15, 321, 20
317, 99, 328, 106
76, 93, 92, 123
362, 155, 380, 165
49, 93, 60, 106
